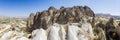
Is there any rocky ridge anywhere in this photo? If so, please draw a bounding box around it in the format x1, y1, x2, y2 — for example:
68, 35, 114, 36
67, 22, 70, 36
26, 6, 120, 40
27, 6, 95, 33
0, 6, 120, 40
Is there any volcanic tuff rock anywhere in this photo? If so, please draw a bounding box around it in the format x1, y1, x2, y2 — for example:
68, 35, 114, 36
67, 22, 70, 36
26, 6, 95, 33
1, 6, 120, 40
93, 17, 120, 40
26, 6, 120, 40
0, 18, 29, 40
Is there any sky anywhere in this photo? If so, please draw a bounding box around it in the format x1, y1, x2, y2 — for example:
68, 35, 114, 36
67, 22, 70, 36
0, 0, 120, 17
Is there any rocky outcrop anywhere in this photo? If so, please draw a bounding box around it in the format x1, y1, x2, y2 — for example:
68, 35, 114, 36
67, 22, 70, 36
105, 18, 116, 40
1, 6, 120, 40
25, 6, 120, 40
25, 6, 96, 40
26, 13, 35, 33
26, 6, 95, 33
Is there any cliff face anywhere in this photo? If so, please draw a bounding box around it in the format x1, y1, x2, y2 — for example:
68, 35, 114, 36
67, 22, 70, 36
26, 6, 120, 40
27, 6, 95, 33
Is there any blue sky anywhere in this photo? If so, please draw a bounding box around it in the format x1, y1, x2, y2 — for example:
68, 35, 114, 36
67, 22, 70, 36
0, 0, 120, 17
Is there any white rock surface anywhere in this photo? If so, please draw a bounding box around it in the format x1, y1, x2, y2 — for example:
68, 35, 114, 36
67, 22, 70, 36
59, 26, 66, 40
32, 28, 47, 40
67, 23, 90, 40
81, 22, 94, 37
0, 22, 94, 40
0, 24, 11, 34
17, 37, 29, 40
10, 31, 27, 40
67, 24, 79, 40
0, 31, 13, 40
48, 24, 60, 40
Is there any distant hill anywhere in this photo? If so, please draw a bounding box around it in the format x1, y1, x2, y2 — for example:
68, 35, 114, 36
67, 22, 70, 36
95, 13, 120, 20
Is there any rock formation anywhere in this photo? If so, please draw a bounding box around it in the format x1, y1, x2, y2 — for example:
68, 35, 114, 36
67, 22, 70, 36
26, 6, 95, 40
1, 6, 120, 40
105, 18, 116, 40
26, 13, 35, 33
26, 6, 95, 33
